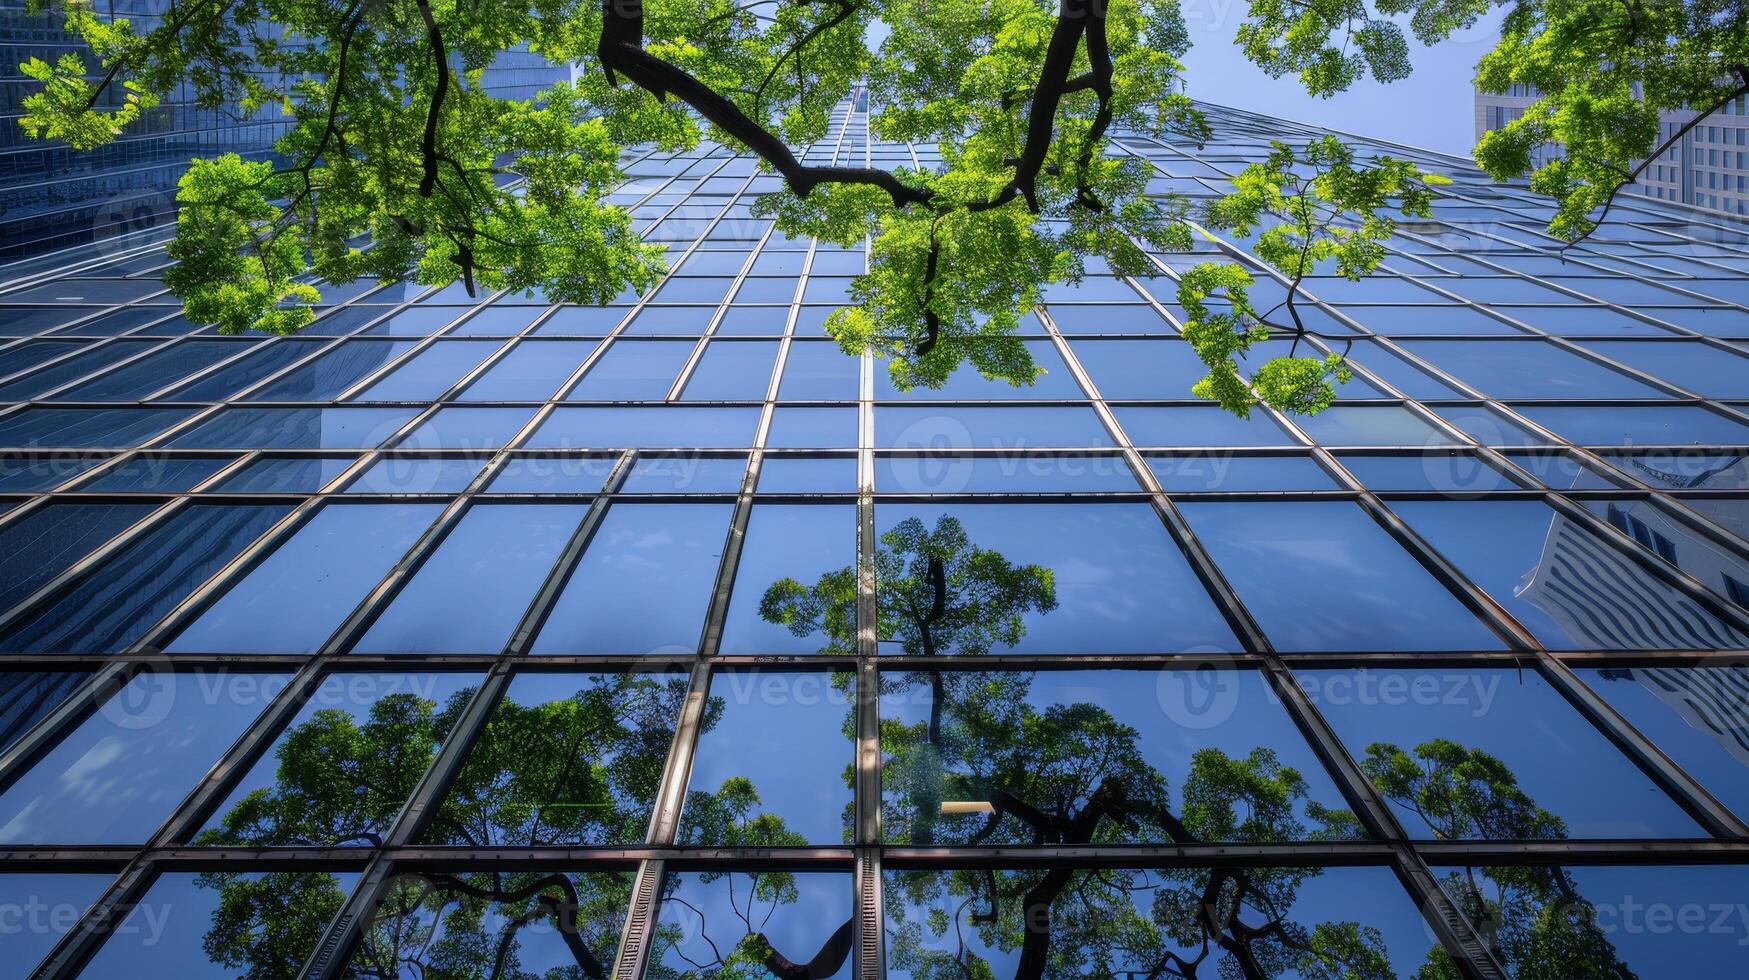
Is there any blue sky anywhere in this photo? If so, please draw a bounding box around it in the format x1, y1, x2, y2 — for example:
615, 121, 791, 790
1178, 9, 1508, 155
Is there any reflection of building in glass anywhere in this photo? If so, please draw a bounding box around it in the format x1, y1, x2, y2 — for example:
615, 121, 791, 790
1600, 665, 1749, 767
1517, 505, 1747, 649
0, 5, 570, 258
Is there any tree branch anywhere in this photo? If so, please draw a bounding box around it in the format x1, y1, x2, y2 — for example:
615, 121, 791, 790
415, 0, 451, 199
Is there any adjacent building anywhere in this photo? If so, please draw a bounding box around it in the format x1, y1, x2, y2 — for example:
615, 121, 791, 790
1477, 84, 1749, 215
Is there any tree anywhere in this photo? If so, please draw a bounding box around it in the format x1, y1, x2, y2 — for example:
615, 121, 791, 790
1359, 738, 1637, 978
15, 0, 1497, 415
1176, 136, 1446, 418
185, 674, 829, 977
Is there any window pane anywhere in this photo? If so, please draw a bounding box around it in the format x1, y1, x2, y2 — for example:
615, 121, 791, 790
884, 865, 1436, 978
355, 503, 586, 653
680, 670, 854, 845
79, 871, 358, 977
0, 672, 274, 843
170, 503, 440, 653
882, 668, 1353, 844
568, 340, 694, 399
1180, 500, 1503, 651
866, 503, 1239, 653
423, 671, 687, 845
354, 339, 503, 401
878, 452, 1140, 492
878, 406, 1113, 449
396, 406, 536, 450
0, 407, 195, 449
1398, 339, 1665, 398
2, 873, 108, 975
458, 339, 598, 401
1581, 666, 1749, 823
0, 672, 91, 752
652, 871, 854, 978
213, 455, 357, 492
1149, 453, 1337, 491
780, 340, 860, 400
530, 406, 761, 449
1, 503, 290, 654
487, 455, 616, 493
620, 455, 746, 493
1304, 667, 1700, 838
0, 501, 156, 612
533, 503, 730, 654
168, 407, 419, 450
1391, 499, 1748, 650
343, 457, 486, 494
196, 672, 480, 845
1115, 405, 1295, 447
681, 340, 779, 400
721, 505, 856, 653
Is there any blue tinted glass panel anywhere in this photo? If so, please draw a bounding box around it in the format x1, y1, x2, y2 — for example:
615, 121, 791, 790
196, 672, 480, 844
1180, 500, 1504, 651
397, 406, 535, 449
530, 407, 760, 449
214, 456, 357, 492
78, 456, 229, 491
0, 339, 158, 400
355, 340, 503, 401
345, 457, 486, 494
169, 502, 440, 653
0, 502, 155, 611
721, 504, 856, 653
681, 341, 778, 400
159, 340, 326, 400
1294, 405, 1456, 447
1071, 338, 1209, 398
654, 872, 852, 977
568, 340, 694, 399
1400, 339, 1666, 398
1514, 404, 1749, 447
876, 453, 1139, 492
459, 339, 598, 401
780, 341, 860, 400
621, 455, 746, 492
1581, 666, 1749, 823
0, 455, 104, 491
0, 672, 272, 843
1305, 667, 1700, 838
168, 407, 418, 449
246, 339, 419, 400
1149, 454, 1337, 491
881, 668, 1351, 844
768, 406, 858, 448
0, 503, 291, 654
760, 456, 858, 493
0, 407, 194, 448
534, 503, 730, 653
0, 873, 108, 974
355, 503, 586, 653
681, 671, 854, 844
1114, 406, 1294, 447
1335, 452, 1521, 492
487, 455, 615, 493
53, 340, 247, 401
878, 406, 1112, 449
1391, 499, 1748, 650
0, 673, 91, 753
80, 872, 358, 976
872, 503, 1238, 653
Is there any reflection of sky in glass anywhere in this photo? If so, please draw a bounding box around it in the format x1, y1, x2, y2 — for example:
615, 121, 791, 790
4, 873, 109, 977
684, 670, 855, 845
655, 871, 853, 979
196, 672, 480, 842
882, 669, 1353, 842
1304, 668, 1701, 839
0, 673, 274, 844
721, 505, 856, 654
80, 872, 358, 977
884, 865, 1434, 979
1581, 666, 1749, 824
876, 503, 1239, 653
1181, 500, 1502, 651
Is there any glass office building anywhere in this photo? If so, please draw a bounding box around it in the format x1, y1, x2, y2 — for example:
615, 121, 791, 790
2, 97, 1749, 978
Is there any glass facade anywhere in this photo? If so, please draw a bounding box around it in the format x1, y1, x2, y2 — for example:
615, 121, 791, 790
2, 96, 1749, 978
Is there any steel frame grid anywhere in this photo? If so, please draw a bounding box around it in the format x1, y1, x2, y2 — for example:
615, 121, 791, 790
0, 99, 1747, 980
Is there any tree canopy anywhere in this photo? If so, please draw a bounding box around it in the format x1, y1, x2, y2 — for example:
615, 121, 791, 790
19, 0, 1722, 413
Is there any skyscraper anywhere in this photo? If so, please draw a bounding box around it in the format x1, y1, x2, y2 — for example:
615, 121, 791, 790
1477, 84, 1749, 215
3, 97, 1749, 977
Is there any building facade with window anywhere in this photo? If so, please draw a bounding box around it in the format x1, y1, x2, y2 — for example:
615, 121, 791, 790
1478, 84, 1749, 215
3, 99, 1749, 978
0, 2, 570, 261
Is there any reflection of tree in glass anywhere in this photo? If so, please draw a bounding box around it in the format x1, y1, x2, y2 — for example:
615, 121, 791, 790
646, 872, 854, 980
1359, 739, 1635, 978
191, 675, 739, 977
759, 515, 1058, 659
